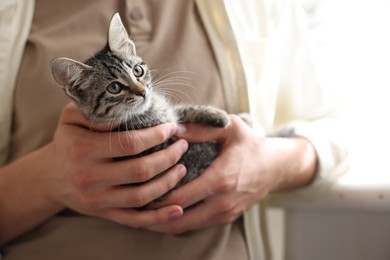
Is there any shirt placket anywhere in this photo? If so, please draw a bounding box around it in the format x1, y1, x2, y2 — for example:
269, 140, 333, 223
124, 0, 152, 44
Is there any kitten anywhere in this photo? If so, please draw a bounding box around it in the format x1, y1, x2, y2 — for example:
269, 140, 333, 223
51, 13, 230, 204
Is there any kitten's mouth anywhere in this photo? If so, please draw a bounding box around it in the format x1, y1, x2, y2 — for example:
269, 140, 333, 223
133, 93, 146, 104
130, 91, 151, 112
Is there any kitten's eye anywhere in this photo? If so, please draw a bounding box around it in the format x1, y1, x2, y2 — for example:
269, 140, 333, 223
133, 65, 144, 77
106, 82, 124, 94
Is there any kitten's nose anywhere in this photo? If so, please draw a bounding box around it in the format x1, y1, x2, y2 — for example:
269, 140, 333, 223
135, 89, 146, 98
131, 83, 146, 98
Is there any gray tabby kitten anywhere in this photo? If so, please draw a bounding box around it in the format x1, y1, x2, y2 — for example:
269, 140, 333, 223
51, 13, 230, 203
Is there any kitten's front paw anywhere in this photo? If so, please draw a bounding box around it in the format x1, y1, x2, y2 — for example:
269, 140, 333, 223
205, 108, 230, 128
176, 105, 230, 128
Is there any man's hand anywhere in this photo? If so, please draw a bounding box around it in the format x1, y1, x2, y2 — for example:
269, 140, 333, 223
48, 103, 189, 227
146, 115, 317, 234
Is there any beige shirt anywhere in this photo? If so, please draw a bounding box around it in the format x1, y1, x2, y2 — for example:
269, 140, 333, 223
4, 0, 248, 259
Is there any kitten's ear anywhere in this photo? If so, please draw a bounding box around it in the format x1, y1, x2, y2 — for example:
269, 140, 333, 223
51, 57, 91, 101
108, 12, 136, 57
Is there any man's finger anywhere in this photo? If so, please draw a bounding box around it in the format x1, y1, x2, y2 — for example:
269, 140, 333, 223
86, 123, 179, 158
99, 205, 183, 228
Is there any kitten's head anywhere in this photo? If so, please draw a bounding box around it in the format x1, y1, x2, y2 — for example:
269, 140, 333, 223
51, 13, 152, 124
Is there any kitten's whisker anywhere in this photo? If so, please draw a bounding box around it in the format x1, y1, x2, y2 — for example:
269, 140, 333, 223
88, 112, 102, 132
118, 109, 143, 150
153, 75, 193, 82
152, 77, 194, 87
153, 85, 194, 99
88, 118, 98, 132
108, 118, 118, 152
155, 89, 190, 102
125, 122, 131, 143
154, 82, 195, 90
155, 70, 196, 77
152, 70, 195, 86
111, 109, 126, 150
149, 69, 160, 73
154, 85, 193, 100
125, 123, 139, 149
118, 107, 129, 149
117, 127, 125, 150
109, 127, 113, 152
152, 78, 196, 91
125, 115, 144, 150
127, 129, 137, 146
153, 80, 193, 88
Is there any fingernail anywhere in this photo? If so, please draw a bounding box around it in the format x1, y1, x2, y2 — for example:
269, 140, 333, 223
176, 125, 187, 135
179, 140, 189, 153
176, 164, 187, 178
169, 209, 182, 219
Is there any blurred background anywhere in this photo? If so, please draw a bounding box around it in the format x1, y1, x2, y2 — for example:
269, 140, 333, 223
304, 0, 390, 188
268, 0, 390, 259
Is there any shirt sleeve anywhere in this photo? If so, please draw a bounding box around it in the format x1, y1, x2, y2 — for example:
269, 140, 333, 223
270, 1, 350, 197
0, 0, 35, 166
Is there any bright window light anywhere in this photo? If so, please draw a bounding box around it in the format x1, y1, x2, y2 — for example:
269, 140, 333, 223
305, 0, 390, 187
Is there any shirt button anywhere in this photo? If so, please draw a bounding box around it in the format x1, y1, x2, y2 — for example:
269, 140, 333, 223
130, 8, 143, 21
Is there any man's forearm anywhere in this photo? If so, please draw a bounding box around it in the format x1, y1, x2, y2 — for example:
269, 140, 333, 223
266, 137, 318, 193
0, 145, 64, 245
